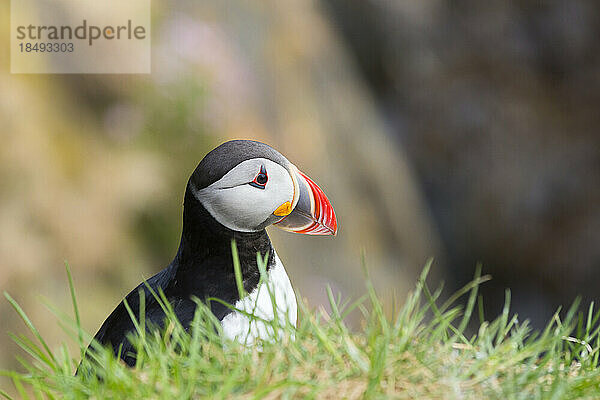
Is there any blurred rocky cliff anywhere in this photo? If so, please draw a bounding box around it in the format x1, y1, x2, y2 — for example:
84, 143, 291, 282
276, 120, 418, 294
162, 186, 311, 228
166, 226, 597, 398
325, 0, 600, 325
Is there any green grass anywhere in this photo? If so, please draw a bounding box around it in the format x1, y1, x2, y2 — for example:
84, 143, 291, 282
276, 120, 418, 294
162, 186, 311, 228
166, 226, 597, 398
2, 257, 600, 399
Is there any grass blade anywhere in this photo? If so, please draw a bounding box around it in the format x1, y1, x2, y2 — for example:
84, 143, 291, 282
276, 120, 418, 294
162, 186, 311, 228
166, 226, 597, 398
3, 293, 57, 370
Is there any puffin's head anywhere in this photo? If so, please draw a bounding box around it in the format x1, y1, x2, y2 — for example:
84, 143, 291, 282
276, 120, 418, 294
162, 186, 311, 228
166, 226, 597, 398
187, 140, 337, 235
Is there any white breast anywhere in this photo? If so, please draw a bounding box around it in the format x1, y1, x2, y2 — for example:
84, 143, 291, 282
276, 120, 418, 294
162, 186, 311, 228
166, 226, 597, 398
220, 251, 297, 345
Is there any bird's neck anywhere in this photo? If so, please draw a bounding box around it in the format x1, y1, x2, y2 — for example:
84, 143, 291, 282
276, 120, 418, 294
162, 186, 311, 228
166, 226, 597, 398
174, 188, 274, 277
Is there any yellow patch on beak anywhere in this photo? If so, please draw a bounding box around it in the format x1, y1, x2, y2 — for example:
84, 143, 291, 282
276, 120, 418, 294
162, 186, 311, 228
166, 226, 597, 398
273, 201, 293, 217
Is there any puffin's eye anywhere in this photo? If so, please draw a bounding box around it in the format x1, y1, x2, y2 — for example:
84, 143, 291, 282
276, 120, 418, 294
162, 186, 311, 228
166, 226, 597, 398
249, 165, 268, 189
256, 173, 268, 185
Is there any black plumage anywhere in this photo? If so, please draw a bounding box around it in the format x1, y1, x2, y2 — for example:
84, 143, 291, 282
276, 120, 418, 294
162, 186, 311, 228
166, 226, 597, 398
87, 142, 280, 366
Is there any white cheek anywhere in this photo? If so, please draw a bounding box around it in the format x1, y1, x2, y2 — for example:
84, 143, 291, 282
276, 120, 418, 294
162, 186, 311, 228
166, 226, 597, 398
193, 159, 294, 232
205, 186, 274, 231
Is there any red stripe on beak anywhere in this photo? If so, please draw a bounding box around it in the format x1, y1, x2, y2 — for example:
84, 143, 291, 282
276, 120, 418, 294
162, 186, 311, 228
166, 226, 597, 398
294, 171, 338, 235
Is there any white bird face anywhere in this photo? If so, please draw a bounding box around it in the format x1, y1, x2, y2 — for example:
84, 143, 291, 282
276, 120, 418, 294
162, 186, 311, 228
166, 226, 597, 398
193, 158, 296, 232
188, 140, 337, 235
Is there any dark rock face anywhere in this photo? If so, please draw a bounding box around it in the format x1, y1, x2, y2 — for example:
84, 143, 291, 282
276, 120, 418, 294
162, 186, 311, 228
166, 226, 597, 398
325, 0, 600, 326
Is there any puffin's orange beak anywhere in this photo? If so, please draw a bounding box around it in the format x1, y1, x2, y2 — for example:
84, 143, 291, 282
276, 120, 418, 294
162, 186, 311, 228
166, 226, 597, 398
274, 168, 337, 236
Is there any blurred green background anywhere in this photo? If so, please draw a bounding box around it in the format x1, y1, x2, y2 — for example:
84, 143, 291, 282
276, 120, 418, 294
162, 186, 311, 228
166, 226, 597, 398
1, 0, 599, 387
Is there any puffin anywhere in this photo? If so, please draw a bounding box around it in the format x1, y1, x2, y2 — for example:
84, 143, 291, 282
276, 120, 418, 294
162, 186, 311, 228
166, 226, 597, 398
88, 140, 337, 366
